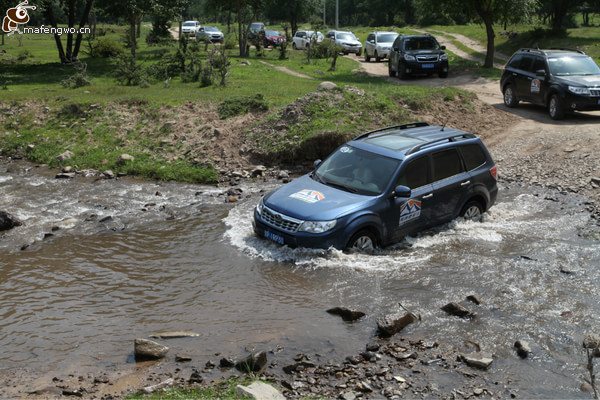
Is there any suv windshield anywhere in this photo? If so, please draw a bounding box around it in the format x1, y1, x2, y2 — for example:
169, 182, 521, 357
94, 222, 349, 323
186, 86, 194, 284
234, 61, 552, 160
313, 146, 399, 195
548, 55, 600, 76
337, 33, 356, 41
204, 26, 219, 32
377, 33, 397, 42
403, 37, 439, 51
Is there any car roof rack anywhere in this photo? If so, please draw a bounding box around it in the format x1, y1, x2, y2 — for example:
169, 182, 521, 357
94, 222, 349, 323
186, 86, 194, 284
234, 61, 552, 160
353, 122, 430, 140
405, 132, 476, 155
518, 47, 586, 55
548, 47, 586, 54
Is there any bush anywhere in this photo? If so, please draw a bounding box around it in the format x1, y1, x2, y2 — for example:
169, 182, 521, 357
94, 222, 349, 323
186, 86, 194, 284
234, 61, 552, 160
217, 94, 268, 119
90, 37, 124, 58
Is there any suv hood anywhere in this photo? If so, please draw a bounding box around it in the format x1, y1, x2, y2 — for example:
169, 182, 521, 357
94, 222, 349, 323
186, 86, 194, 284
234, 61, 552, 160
264, 175, 372, 221
554, 74, 600, 87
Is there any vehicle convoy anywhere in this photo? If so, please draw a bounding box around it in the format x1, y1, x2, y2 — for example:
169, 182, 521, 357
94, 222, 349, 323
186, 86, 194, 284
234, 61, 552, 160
388, 34, 449, 79
364, 31, 398, 62
253, 123, 498, 252
500, 48, 600, 120
325, 30, 362, 56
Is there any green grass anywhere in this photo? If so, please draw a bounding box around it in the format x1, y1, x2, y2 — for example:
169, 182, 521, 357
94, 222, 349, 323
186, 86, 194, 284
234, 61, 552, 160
125, 376, 262, 399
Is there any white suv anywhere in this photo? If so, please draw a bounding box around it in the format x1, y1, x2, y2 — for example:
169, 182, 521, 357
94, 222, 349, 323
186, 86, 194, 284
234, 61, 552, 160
364, 31, 398, 62
292, 30, 324, 50
325, 30, 362, 56
182, 21, 201, 37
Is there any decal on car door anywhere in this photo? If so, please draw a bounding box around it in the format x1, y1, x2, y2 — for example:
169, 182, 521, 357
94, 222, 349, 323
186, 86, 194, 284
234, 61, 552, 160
531, 79, 541, 93
399, 199, 421, 226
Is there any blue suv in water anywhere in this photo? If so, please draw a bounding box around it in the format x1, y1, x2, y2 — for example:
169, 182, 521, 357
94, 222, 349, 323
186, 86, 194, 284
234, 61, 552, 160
253, 123, 498, 251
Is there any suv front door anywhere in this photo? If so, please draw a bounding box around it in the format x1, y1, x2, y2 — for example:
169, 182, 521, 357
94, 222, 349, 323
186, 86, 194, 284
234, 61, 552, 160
429, 148, 470, 223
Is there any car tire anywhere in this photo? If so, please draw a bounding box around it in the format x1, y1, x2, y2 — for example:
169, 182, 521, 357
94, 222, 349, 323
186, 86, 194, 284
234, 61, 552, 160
346, 230, 376, 253
292, 42, 297, 50
357, 49, 362, 57
503, 84, 519, 108
549, 94, 565, 120
460, 201, 484, 221
375, 51, 381, 62
397, 62, 407, 80
365, 50, 371, 62
388, 61, 396, 77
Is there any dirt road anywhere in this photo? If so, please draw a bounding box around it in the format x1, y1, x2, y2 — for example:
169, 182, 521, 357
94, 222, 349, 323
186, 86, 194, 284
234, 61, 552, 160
354, 54, 600, 208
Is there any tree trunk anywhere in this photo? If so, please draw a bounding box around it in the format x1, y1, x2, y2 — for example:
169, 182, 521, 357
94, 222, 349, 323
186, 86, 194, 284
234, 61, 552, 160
65, 0, 75, 62
72, 0, 94, 61
44, 2, 67, 63
129, 12, 137, 61
91, 10, 97, 40
136, 14, 142, 38
483, 18, 495, 68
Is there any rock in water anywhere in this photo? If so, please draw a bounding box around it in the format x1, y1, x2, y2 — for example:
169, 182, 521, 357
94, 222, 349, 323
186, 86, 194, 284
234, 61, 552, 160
134, 338, 169, 360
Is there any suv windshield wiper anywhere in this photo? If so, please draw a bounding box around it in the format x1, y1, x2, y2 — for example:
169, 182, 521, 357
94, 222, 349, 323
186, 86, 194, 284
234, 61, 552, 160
322, 179, 358, 193
310, 171, 324, 184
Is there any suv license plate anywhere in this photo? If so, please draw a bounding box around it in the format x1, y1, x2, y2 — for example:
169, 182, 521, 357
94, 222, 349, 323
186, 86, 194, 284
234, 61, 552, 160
422, 64, 434, 69
265, 230, 284, 245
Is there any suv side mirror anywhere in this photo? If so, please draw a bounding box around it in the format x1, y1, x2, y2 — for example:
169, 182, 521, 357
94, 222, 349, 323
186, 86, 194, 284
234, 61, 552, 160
314, 159, 322, 168
535, 69, 546, 77
369, 39, 375, 43
441, 45, 446, 50
394, 185, 411, 198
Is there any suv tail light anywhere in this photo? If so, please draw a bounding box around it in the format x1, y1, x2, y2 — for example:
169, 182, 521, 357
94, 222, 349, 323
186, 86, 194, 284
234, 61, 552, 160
490, 165, 498, 180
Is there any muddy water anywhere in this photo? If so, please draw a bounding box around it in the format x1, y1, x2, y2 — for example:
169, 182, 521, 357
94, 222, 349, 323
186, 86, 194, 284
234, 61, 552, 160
1, 160, 599, 398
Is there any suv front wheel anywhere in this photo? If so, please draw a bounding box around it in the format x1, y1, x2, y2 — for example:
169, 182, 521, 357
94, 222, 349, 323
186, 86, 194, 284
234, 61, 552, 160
346, 230, 376, 253
388, 61, 396, 77
548, 94, 565, 120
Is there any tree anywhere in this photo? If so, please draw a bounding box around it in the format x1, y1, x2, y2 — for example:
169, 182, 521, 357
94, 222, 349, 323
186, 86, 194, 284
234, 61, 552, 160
419, 0, 537, 68
539, 0, 583, 30
38, 0, 95, 63
264, 0, 318, 35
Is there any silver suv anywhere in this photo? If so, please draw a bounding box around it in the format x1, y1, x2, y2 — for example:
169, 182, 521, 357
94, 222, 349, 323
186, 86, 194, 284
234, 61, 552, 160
364, 31, 398, 62
325, 30, 362, 56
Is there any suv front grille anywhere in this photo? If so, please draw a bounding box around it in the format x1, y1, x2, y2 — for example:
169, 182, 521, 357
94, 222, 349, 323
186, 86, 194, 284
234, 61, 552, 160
590, 89, 600, 96
261, 206, 302, 233
416, 55, 439, 62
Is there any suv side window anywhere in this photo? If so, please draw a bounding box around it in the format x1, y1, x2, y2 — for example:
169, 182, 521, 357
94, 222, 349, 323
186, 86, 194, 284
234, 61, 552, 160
532, 56, 546, 73
396, 156, 430, 189
432, 149, 464, 182
458, 144, 486, 171
508, 54, 522, 69
392, 36, 402, 50
518, 55, 536, 72
367, 33, 375, 42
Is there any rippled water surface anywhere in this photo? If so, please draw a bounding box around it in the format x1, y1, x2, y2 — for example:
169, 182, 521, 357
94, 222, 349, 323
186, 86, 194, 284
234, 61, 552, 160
1, 160, 599, 398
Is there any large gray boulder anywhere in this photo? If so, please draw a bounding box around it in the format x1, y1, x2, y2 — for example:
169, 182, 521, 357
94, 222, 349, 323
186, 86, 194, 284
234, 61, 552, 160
235, 382, 285, 400
134, 338, 169, 360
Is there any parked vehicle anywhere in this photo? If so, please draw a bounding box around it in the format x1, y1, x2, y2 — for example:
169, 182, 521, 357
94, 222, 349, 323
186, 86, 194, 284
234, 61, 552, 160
364, 31, 398, 62
292, 30, 324, 50
197, 26, 224, 43
388, 34, 449, 79
248, 22, 265, 40
325, 30, 362, 56
500, 48, 600, 120
263, 29, 286, 47
253, 122, 498, 252
181, 21, 201, 37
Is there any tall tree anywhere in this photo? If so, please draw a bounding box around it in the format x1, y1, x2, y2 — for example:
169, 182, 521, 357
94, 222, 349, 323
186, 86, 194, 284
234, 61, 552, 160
264, 0, 317, 34
39, 0, 95, 63
419, 0, 537, 68
539, 0, 582, 30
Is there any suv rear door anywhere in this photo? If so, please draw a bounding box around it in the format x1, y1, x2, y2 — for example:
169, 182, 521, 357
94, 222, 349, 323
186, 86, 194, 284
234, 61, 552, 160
513, 54, 546, 104
429, 148, 470, 222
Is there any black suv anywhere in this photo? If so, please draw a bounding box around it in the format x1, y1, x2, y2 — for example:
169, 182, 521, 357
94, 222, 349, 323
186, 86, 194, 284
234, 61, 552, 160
253, 123, 497, 252
501, 48, 600, 120
388, 34, 449, 79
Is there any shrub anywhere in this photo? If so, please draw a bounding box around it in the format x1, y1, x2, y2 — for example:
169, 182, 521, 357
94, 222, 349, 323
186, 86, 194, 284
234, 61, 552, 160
90, 37, 124, 58
218, 94, 268, 119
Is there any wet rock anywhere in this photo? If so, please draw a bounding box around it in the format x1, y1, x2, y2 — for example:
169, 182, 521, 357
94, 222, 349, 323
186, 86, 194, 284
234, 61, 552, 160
376, 312, 415, 337
356, 381, 374, 393
283, 359, 316, 374
461, 352, 493, 370
251, 165, 267, 177
346, 355, 363, 365
0, 211, 23, 231
56, 150, 74, 162
142, 378, 174, 394
175, 354, 192, 362
366, 342, 380, 352
220, 357, 236, 368
236, 381, 285, 400
134, 338, 169, 360
441, 302, 476, 319
189, 370, 203, 383
277, 170, 290, 180
514, 340, 531, 358
339, 392, 357, 400
466, 295, 481, 305
28, 386, 63, 396
235, 350, 268, 373
102, 170, 115, 179
150, 330, 200, 339
55, 172, 76, 179
327, 307, 366, 322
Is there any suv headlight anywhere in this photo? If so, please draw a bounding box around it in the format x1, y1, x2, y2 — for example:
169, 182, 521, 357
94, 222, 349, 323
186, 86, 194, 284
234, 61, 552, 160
256, 196, 265, 216
404, 54, 416, 61
299, 219, 337, 234
568, 86, 591, 95
440, 53, 448, 61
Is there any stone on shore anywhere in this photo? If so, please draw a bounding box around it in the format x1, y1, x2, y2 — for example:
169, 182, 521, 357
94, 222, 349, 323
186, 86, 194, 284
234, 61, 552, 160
235, 381, 285, 400
461, 352, 494, 370
441, 302, 476, 319
0, 211, 23, 231
235, 350, 268, 373
326, 307, 366, 322
514, 340, 531, 358
134, 338, 169, 360
376, 312, 415, 337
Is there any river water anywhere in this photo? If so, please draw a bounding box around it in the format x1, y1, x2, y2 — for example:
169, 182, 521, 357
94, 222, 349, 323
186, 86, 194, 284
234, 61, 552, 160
1, 159, 599, 398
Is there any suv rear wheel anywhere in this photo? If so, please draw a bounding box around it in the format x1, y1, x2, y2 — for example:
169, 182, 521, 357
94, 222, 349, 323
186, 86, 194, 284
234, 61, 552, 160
347, 230, 376, 253
397, 62, 407, 80
503, 84, 519, 107
548, 94, 565, 120
365, 50, 371, 62
460, 201, 484, 221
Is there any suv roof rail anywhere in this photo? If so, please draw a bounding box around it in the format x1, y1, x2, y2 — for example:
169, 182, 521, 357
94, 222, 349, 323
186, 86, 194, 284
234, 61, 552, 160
549, 47, 586, 54
518, 47, 586, 55
405, 132, 476, 155
353, 122, 430, 140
